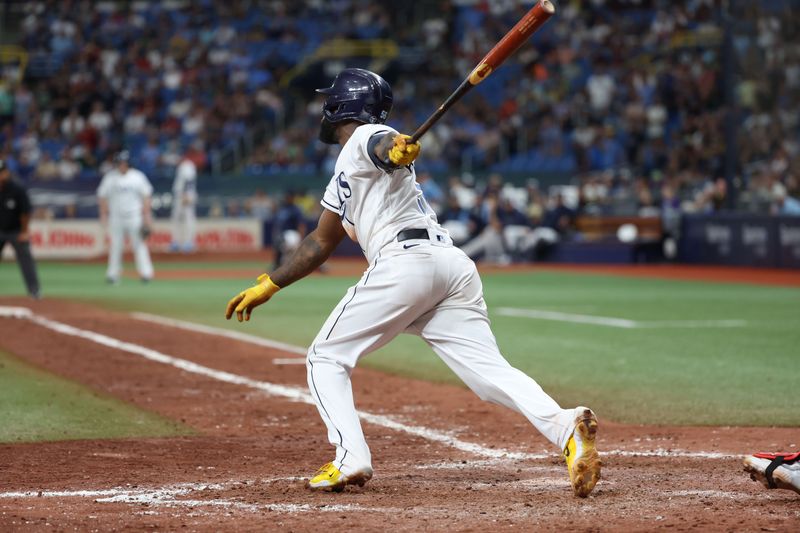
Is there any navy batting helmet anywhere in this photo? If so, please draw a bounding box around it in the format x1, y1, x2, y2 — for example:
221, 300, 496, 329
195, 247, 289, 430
317, 68, 393, 127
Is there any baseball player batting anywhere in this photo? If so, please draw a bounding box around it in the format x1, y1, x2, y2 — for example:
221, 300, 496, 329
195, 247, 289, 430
226, 68, 601, 497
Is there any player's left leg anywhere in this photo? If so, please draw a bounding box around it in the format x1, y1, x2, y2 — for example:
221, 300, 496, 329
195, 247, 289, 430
408, 245, 600, 497
305, 245, 442, 491
127, 219, 154, 281
184, 205, 196, 252
170, 204, 183, 251
106, 218, 123, 283
412, 303, 600, 497
410, 303, 576, 449
9, 237, 41, 298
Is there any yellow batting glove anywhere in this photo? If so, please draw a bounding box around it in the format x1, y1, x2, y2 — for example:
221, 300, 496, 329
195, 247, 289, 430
225, 274, 281, 322
388, 134, 421, 166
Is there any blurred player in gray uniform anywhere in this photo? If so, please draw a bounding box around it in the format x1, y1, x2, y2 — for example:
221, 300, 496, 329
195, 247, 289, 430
0, 159, 41, 298
170, 156, 198, 253
97, 151, 154, 283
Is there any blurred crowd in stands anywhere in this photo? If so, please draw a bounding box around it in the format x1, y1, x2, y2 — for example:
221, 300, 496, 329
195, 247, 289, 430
0, 0, 798, 223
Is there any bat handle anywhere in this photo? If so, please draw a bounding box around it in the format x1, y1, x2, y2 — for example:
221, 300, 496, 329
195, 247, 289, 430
408, 79, 473, 144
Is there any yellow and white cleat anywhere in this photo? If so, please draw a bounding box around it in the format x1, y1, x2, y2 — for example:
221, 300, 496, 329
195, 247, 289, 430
563, 407, 602, 498
305, 462, 373, 492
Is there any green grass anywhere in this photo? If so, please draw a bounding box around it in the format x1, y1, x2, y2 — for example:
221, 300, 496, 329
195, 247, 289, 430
0, 349, 192, 443
2, 260, 799, 427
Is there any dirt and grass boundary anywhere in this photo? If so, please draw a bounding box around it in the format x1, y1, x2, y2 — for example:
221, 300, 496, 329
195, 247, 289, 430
0, 297, 797, 531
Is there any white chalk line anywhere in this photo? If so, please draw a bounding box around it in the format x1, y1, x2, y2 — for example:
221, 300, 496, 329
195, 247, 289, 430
0, 306, 738, 463
131, 312, 307, 356
131, 312, 307, 366
0, 479, 400, 514
0, 474, 776, 514
496, 307, 747, 329
272, 358, 307, 365
1, 306, 532, 461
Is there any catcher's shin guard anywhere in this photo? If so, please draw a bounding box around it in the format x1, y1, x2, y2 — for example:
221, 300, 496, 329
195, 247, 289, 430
743, 452, 800, 495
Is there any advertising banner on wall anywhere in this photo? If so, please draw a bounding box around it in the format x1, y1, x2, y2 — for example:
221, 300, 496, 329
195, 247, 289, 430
679, 214, 800, 268
777, 217, 800, 269
1, 219, 263, 260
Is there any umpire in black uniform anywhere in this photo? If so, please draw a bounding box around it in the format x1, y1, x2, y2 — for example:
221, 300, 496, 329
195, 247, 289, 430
0, 159, 41, 299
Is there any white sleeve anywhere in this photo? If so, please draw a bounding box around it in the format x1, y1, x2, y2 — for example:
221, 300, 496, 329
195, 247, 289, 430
353, 125, 396, 177
136, 170, 154, 197
320, 176, 340, 213
97, 174, 111, 198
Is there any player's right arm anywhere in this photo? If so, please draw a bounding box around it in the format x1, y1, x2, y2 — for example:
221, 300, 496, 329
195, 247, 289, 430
98, 198, 109, 226
371, 133, 421, 168
97, 174, 110, 225
225, 208, 346, 322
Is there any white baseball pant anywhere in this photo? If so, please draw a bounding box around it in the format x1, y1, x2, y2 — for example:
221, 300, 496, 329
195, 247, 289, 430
106, 216, 154, 281
171, 202, 196, 250
306, 237, 577, 475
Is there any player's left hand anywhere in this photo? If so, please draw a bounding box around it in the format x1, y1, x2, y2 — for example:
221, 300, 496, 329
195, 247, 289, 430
388, 134, 421, 166
17, 231, 29, 243
225, 274, 281, 322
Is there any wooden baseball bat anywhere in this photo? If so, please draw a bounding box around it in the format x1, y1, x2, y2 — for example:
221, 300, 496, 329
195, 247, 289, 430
408, 0, 556, 144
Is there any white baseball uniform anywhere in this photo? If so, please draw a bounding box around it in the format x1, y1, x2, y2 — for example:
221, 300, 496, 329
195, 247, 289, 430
170, 159, 197, 251
308, 124, 580, 476
97, 167, 154, 281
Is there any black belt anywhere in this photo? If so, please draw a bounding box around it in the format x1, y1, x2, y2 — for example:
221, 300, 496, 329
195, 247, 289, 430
397, 228, 429, 242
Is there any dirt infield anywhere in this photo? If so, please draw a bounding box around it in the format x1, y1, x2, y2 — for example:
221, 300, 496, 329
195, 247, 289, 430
0, 298, 798, 532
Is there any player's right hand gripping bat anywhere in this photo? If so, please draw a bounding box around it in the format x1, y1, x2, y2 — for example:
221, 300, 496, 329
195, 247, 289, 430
409, 0, 556, 144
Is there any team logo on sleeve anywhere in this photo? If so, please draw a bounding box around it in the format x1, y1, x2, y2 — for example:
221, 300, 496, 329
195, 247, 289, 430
335, 172, 354, 224
336, 172, 352, 199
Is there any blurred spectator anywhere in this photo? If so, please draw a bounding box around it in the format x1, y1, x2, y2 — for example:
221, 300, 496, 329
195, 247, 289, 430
520, 193, 576, 260
87, 102, 112, 133
0, 0, 795, 225
417, 172, 444, 213
272, 191, 307, 269
295, 189, 320, 218
460, 193, 509, 264
773, 182, 800, 216
60, 108, 84, 139
440, 194, 482, 245
226, 199, 243, 219
248, 189, 274, 221
57, 151, 79, 180
35, 152, 59, 180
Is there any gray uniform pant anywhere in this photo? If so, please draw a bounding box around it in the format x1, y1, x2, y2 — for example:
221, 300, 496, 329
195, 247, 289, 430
0, 233, 41, 297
